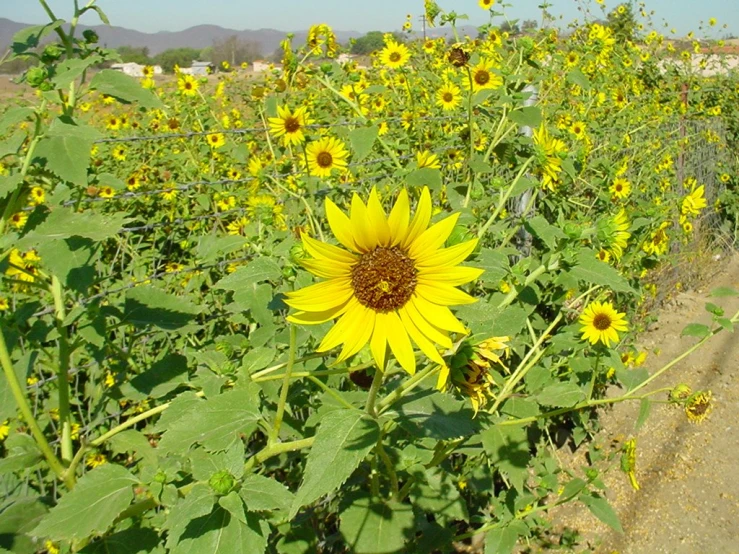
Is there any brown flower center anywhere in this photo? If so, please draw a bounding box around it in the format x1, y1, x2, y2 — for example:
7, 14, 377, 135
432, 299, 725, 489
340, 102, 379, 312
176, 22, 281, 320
593, 313, 612, 330
474, 70, 490, 86
443, 92, 454, 102
284, 116, 301, 133
316, 151, 333, 168
389, 51, 402, 63
351, 246, 417, 312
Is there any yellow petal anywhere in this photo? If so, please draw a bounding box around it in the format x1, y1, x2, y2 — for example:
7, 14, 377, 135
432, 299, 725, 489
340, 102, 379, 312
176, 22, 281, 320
337, 307, 375, 362
385, 311, 416, 374
398, 306, 445, 365
371, 312, 389, 370
325, 198, 359, 252
416, 238, 478, 268
300, 258, 352, 279
418, 266, 485, 286
350, 193, 378, 252
302, 234, 357, 265
367, 187, 391, 247
436, 364, 449, 391
404, 297, 453, 348
286, 301, 350, 325
400, 187, 431, 249
408, 213, 460, 260
285, 281, 353, 311
410, 295, 468, 334
388, 189, 410, 247
317, 300, 362, 352
416, 282, 477, 306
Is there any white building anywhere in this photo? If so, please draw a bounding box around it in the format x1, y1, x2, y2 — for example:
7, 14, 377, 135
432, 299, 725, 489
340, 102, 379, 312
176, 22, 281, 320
110, 63, 162, 77
179, 61, 216, 76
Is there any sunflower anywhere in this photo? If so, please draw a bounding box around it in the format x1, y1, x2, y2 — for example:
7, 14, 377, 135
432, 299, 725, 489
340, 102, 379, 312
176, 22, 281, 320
379, 41, 411, 69
610, 177, 631, 199
305, 136, 349, 178
579, 301, 628, 348
268, 105, 312, 147
685, 391, 712, 423
286, 187, 482, 375
467, 58, 503, 92
416, 150, 441, 169
681, 184, 707, 217
479, 0, 495, 9
436, 82, 462, 111
177, 74, 199, 96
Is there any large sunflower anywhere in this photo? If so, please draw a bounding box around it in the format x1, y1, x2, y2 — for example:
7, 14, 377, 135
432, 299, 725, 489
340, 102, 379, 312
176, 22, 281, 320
268, 105, 312, 147
286, 187, 482, 374
380, 41, 411, 69
579, 301, 628, 348
305, 136, 349, 178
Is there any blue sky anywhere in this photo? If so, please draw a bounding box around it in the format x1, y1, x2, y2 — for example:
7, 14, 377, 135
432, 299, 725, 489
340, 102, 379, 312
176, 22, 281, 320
3, 0, 736, 37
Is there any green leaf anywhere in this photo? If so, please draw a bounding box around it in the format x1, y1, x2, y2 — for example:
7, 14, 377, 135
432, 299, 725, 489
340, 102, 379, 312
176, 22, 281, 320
0, 434, 42, 475
16, 209, 128, 249
0, 107, 34, 135
580, 493, 623, 533
123, 286, 201, 330
535, 382, 586, 407
406, 168, 442, 191
615, 367, 648, 391
481, 426, 530, 492
0, 131, 26, 160
566, 69, 592, 90
32, 464, 138, 541
409, 467, 468, 523
348, 126, 378, 161
476, 248, 509, 286
11, 20, 64, 56
125, 353, 189, 400
34, 120, 102, 186
173, 506, 268, 554
239, 474, 294, 513
79, 528, 161, 554
158, 387, 261, 453
525, 215, 567, 250
485, 521, 527, 554
339, 495, 415, 554
241, 346, 276, 374
80, 4, 111, 24
215, 258, 281, 292
393, 392, 479, 440
681, 323, 711, 339
508, 105, 542, 129
635, 398, 651, 432
710, 286, 739, 297
89, 70, 164, 109
35, 237, 98, 293
570, 249, 633, 293
704, 302, 724, 316
0, 175, 22, 200
52, 57, 101, 89
501, 397, 540, 419
163, 484, 215, 549
107, 430, 157, 466
0, 496, 49, 554
290, 410, 379, 518
218, 492, 247, 524
561, 478, 587, 500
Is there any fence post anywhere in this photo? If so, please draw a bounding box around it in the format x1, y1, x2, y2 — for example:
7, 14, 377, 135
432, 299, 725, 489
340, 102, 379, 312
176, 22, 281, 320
512, 84, 539, 258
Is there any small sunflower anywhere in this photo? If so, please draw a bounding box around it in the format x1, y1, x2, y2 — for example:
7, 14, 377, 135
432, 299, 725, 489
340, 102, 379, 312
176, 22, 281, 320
306, 136, 350, 178
268, 105, 312, 147
286, 187, 482, 375
479, 0, 495, 9
436, 82, 462, 111
579, 300, 628, 348
610, 177, 631, 199
112, 146, 127, 161
379, 40, 411, 69
685, 391, 712, 423
467, 58, 503, 92
206, 133, 226, 149
416, 150, 441, 169
177, 74, 199, 96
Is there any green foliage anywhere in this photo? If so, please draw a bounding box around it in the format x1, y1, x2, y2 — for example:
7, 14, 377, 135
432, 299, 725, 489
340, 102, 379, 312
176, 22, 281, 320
115, 45, 153, 65
153, 47, 203, 73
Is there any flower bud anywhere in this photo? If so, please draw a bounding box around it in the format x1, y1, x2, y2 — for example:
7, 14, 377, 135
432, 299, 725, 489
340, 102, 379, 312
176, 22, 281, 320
209, 470, 237, 495
668, 383, 692, 403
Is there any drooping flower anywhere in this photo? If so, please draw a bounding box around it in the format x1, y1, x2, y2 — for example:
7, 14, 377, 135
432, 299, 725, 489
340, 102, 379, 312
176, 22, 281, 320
579, 300, 628, 348
286, 187, 482, 374
685, 390, 713, 423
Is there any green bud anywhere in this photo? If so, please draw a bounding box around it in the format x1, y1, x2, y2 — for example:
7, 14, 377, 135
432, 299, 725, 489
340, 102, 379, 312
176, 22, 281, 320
209, 470, 237, 495
320, 63, 333, 75
82, 29, 99, 44
562, 221, 581, 239
585, 468, 599, 480
154, 470, 167, 483
490, 176, 506, 189
446, 225, 473, 247
25, 66, 48, 88
41, 43, 63, 63
669, 383, 692, 403
289, 243, 307, 264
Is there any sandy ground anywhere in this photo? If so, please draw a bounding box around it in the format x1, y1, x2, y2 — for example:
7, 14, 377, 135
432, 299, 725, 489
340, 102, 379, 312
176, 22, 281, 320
545, 252, 739, 553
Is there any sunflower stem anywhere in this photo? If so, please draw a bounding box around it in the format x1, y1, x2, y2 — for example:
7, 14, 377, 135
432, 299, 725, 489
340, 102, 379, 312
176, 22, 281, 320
269, 325, 297, 446
365, 367, 384, 418
376, 363, 438, 414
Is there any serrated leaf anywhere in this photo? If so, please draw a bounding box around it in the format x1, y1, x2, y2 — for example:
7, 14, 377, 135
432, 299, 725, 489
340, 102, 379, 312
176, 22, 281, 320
90, 70, 164, 109
0, 496, 49, 554
32, 465, 138, 540
34, 120, 102, 186
173, 506, 268, 554
508, 106, 542, 129
0, 131, 26, 159
535, 383, 586, 407
525, 215, 567, 250
290, 410, 379, 518
570, 249, 633, 293
16, 208, 128, 249
0, 174, 22, 199
11, 20, 64, 56
485, 521, 527, 554
406, 168, 442, 191
79, 528, 161, 554
215, 258, 281, 291
36, 237, 97, 293
163, 484, 215, 549
158, 387, 261, 453
123, 286, 201, 330
681, 323, 711, 339
239, 474, 294, 513
348, 126, 378, 161
561, 478, 587, 500
393, 391, 479, 440
481, 426, 530, 492
52, 57, 101, 88
566, 69, 591, 90
0, 434, 42, 475
339, 495, 415, 554
107, 430, 157, 466
218, 492, 247, 524
0, 107, 34, 134
501, 397, 540, 419
476, 248, 509, 286
616, 367, 648, 391
580, 493, 623, 533
125, 353, 189, 400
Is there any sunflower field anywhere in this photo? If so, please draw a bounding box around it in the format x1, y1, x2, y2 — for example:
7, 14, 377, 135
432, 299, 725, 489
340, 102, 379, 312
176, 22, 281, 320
1, 0, 738, 552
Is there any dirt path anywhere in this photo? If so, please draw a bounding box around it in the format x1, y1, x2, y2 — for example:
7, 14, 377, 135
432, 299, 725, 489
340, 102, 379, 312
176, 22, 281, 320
548, 252, 739, 553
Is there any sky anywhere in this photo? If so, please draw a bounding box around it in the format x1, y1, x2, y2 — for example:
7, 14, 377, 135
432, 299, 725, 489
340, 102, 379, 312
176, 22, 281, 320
1, 0, 737, 37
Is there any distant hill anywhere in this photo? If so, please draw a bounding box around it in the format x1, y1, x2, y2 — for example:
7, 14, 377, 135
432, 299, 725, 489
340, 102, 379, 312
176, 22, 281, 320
0, 18, 362, 57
